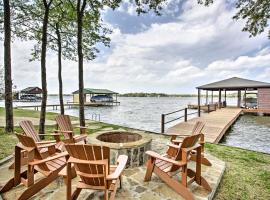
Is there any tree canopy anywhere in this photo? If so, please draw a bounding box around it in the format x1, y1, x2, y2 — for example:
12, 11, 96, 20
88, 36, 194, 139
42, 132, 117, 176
199, 0, 270, 38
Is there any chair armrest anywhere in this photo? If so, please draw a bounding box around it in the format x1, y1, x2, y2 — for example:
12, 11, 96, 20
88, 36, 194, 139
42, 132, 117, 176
36, 143, 56, 148
166, 143, 180, 149
146, 151, 185, 167
42, 133, 61, 137
182, 143, 201, 153
36, 140, 56, 144
171, 139, 183, 144
29, 152, 69, 166
68, 157, 107, 165
107, 155, 128, 180
166, 132, 190, 136
54, 130, 73, 133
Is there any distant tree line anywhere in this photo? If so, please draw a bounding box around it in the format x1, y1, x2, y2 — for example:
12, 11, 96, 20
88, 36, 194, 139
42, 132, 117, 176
119, 93, 240, 97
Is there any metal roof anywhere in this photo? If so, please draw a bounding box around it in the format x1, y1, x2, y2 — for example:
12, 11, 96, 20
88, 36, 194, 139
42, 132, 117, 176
72, 88, 118, 95
21, 87, 42, 94
197, 77, 270, 90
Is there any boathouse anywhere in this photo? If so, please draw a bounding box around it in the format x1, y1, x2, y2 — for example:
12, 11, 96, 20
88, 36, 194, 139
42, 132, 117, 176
19, 87, 42, 100
72, 88, 119, 104
196, 77, 270, 115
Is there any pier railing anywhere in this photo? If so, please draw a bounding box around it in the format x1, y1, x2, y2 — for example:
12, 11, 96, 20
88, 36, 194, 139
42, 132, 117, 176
161, 108, 198, 133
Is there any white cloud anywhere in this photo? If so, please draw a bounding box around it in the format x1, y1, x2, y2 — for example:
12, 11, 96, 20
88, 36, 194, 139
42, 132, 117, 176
1, 0, 270, 94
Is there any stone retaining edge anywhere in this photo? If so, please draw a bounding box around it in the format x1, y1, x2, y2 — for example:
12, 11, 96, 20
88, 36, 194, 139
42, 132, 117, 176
208, 163, 226, 200
0, 155, 13, 166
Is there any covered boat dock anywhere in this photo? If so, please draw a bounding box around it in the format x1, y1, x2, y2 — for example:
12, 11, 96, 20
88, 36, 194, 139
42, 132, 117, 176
196, 77, 270, 116
71, 88, 120, 106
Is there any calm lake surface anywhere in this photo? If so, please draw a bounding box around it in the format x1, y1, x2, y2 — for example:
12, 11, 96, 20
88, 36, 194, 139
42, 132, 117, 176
221, 114, 270, 154
1, 96, 269, 153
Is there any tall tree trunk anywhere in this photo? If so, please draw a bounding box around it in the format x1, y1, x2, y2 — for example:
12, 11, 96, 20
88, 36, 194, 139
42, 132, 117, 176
77, 0, 86, 127
3, 0, 13, 133
56, 24, 64, 115
39, 1, 51, 138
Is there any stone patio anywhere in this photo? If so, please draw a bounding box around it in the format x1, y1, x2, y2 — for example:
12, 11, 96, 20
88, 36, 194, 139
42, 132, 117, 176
0, 131, 225, 200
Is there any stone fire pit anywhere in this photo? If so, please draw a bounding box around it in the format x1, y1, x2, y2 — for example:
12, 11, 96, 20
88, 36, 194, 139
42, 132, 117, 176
89, 130, 152, 168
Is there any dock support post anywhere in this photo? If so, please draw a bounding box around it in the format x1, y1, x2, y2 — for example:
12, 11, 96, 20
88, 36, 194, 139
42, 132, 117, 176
184, 108, 187, 122
161, 114, 165, 133
198, 89, 201, 117
237, 90, 241, 107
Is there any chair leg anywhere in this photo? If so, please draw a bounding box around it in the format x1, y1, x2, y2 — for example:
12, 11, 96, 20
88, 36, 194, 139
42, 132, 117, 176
144, 157, 155, 182
71, 188, 82, 200
104, 189, 109, 200
187, 169, 212, 191
18, 171, 60, 200
154, 167, 194, 200
190, 154, 212, 166
109, 181, 118, 200
119, 175, 122, 189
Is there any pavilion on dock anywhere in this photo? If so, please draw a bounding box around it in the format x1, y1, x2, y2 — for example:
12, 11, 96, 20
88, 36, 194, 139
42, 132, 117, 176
196, 77, 270, 116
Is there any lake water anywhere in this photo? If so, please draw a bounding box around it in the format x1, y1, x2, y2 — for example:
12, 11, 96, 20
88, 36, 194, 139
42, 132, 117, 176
1, 96, 269, 154
221, 114, 270, 154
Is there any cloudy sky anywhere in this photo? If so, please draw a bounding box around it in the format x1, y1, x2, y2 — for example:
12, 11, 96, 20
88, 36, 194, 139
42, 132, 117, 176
1, 0, 270, 94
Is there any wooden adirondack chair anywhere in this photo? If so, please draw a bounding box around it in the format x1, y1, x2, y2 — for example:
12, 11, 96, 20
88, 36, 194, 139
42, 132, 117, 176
0, 134, 68, 200
168, 121, 211, 166
144, 134, 212, 200
20, 120, 64, 151
65, 144, 128, 200
9, 120, 64, 169
55, 115, 88, 144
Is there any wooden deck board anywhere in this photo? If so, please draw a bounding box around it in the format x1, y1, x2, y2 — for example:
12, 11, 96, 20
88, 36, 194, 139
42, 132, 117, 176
166, 108, 243, 144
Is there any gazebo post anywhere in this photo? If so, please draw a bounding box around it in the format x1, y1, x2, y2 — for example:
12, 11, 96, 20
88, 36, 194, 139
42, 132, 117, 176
198, 89, 201, 117
224, 89, 227, 107
206, 90, 208, 105
218, 89, 221, 109
211, 90, 213, 104
244, 88, 247, 108
237, 90, 241, 107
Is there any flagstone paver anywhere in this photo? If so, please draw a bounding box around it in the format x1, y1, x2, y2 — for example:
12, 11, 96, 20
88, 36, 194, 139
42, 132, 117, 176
0, 131, 225, 200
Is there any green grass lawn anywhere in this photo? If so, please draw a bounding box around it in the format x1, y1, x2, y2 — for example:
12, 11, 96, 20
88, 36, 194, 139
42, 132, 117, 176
0, 107, 77, 121
0, 108, 269, 199
205, 143, 270, 200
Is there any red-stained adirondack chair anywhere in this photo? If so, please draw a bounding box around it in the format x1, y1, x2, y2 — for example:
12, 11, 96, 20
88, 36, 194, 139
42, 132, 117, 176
20, 120, 64, 151
168, 121, 211, 166
65, 144, 128, 200
9, 120, 65, 169
0, 134, 68, 200
55, 115, 88, 144
144, 134, 212, 200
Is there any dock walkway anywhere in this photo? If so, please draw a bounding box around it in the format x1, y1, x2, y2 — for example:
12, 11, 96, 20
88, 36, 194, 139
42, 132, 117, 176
166, 108, 242, 143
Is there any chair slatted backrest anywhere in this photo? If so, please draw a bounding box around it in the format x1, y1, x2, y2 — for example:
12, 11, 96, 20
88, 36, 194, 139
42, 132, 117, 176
19, 120, 41, 142
16, 134, 50, 172
170, 134, 201, 172
65, 144, 110, 188
55, 115, 74, 139
191, 121, 205, 135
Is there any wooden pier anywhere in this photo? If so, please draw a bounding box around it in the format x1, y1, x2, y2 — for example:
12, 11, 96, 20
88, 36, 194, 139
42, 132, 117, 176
15, 101, 120, 111
166, 108, 243, 143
